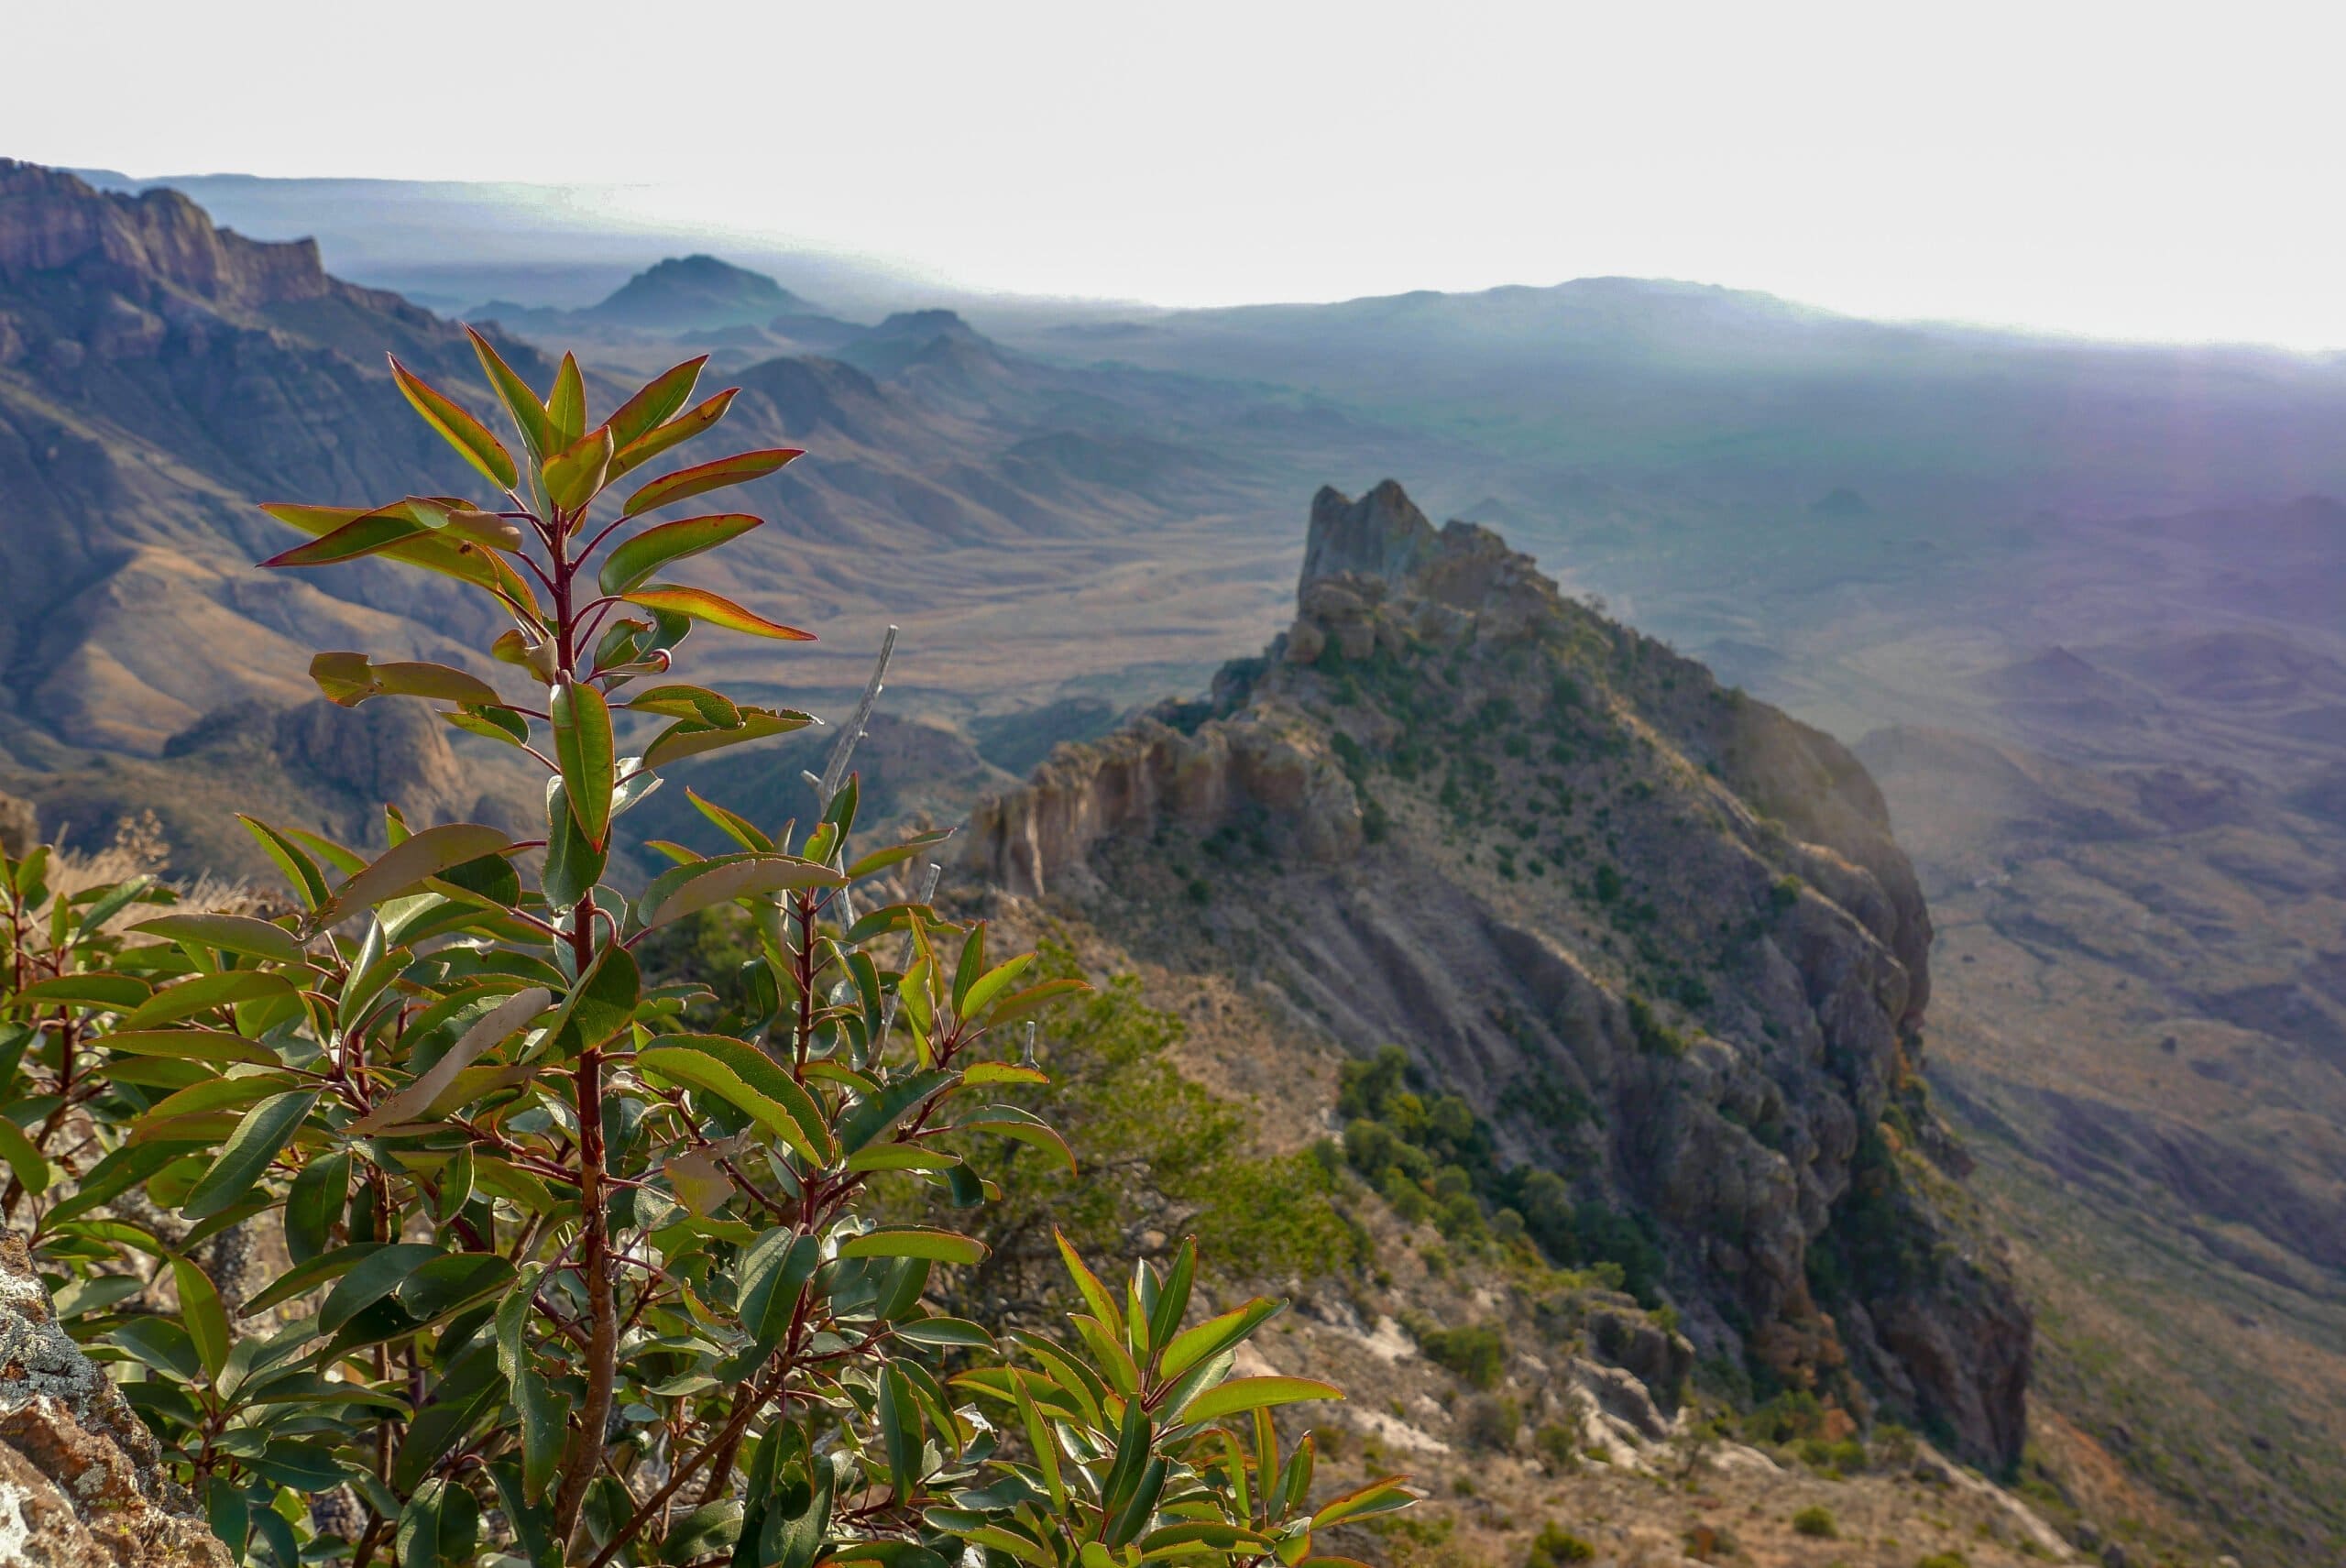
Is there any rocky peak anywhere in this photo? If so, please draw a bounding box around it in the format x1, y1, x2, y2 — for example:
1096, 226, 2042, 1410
1300, 478, 1439, 588
0, 159, 330, 312
966, 480, 2021, 1467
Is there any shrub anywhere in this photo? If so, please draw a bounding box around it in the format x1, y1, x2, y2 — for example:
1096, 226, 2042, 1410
1527, 1522, 1596, 1565
1533, 1421, 1581, 1474
1792, 1504, 1839, 1538
1459, 1393, 1521, 1451
1418, 1321, 1508, 1389
0, 345, 1409, 1565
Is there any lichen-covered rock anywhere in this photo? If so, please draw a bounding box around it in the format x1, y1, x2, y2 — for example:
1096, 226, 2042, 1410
0, 1236, 230, 1568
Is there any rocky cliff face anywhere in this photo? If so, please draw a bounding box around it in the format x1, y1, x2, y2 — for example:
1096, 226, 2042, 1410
968, 480, 2029, 1467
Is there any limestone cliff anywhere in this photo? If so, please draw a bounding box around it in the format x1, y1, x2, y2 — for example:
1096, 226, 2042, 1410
968, 480, 2029, 1467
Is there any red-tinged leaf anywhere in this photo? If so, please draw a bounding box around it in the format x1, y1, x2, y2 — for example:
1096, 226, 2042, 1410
547, 353, 586, 449
260, 503, 433, 569
608, 389, 736, 479
389, 356, 516, 489
259, 502, 541, 617
608, 356, 706, 451
621, 448, 801, 518
544, 425, 615, 514
619, 587, 813, 642
466, 326, 554, 458
597, 513, 763, 595
551, 682, 615, 849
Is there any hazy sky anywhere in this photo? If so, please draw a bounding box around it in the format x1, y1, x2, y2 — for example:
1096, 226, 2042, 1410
16, 0, 2346, 346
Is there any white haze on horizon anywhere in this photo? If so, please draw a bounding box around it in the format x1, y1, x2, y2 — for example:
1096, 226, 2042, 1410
14, 0, 2346, 352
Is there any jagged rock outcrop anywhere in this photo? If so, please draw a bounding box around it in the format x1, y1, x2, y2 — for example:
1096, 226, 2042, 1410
0, 1237, 230, 1568
967, 481, 2030, 1468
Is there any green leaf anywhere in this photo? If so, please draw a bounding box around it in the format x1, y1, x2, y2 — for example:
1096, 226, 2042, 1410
1158, 1297, 1284, 1382
893, 1316, 994, 1350
619, 587, 814, 642
181, 1091, 316, 1222
835, 1228, 987, 1266
643, 707, 813, 770
625, 685, 740, 727
543, 948, 637, 1058
642, 1036, 832, 1161
319, 1243, 444, 1333
397, 1252, 516, 1321
547, 352, 587, 450
959, 953, 1036, 1021
634, 853, 844, 932
517, 1368, 569, 1502
1309, 1477, 1417, 1530
612, 388, 735, 479
103, 1029, 279, 1067
399, 1477, 481, 1568
258, 502, 540, 611
15, 973, 149, 1010
131, 913, 306, 964
73, 874, 156, 939
1054, 1229, 1123, 1337
350, 986, 550, 1133
312, 823, 511, 927
543, 780, 608, 910
623, 448, 801, 518
237, 815, 330, 910
835, 1069, 953, 1155
735, 1230, 821, 1358
545, 424, 616, 512
119, 970, 293, 1030
309, 651, 501, 709
608, 356, 707, 451
552, 681, 616, 848
0, 1118, 49, 1195
390, 355, 516, 488
637, 1046, 826, 1165
467, 326, 554, 459
110, 1316, 202, 1381
171, 1253, 232, 1380
1175, 1376, 1343, 1427
281, 1151, 350, 1266
243, 1241, 378, 1317
1148, 1238, 1197, 1354
598, 513, 764, 595
878, 1366, 919, 1498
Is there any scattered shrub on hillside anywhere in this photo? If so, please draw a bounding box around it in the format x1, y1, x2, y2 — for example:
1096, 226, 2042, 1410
1792, 1505, 1839, 1538
1526, 1522, 1596, 1566
1534, 1421, 1581, 1474
1413, 1320, 1507, 1389
1459, 1392, 1522, 1450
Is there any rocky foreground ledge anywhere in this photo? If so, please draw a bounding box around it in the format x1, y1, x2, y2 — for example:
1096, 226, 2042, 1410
0, 1236, 228, 1568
